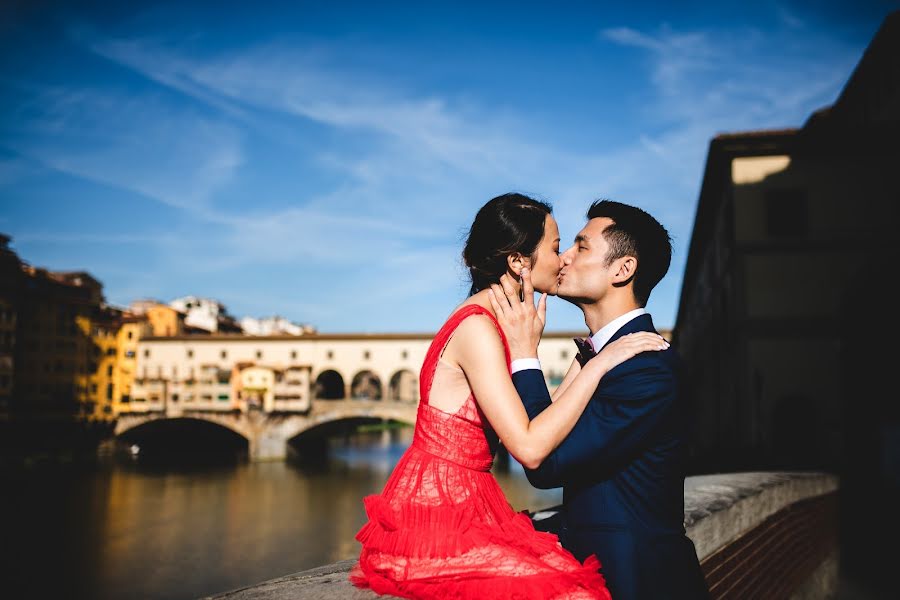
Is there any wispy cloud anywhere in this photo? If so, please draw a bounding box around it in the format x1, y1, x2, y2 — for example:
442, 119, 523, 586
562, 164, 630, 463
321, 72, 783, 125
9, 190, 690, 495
6, 85, 244, 216
1, 7, 870, 330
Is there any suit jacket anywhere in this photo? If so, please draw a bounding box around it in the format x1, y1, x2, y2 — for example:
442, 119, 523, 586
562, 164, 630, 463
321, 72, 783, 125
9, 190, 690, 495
513, 314, 709, 600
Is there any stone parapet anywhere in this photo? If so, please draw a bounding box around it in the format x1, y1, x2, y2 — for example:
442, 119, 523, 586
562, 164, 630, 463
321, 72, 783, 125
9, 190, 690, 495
202, 471, 839, 599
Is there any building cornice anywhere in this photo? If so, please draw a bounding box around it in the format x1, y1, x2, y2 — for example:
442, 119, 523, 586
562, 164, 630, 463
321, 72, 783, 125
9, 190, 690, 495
141, 329, 668, 344
141, 330, 607, 342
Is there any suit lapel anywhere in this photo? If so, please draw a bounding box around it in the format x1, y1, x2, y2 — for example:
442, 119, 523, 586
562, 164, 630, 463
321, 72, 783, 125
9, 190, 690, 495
598, 313, 656, 351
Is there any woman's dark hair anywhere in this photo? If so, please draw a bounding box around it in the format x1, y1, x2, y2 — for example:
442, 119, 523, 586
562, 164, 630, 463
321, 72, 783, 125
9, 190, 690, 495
462, 193, 553, 296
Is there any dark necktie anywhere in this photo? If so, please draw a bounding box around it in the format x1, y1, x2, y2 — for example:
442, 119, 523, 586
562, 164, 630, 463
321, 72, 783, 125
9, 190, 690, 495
573, 336, 597, 367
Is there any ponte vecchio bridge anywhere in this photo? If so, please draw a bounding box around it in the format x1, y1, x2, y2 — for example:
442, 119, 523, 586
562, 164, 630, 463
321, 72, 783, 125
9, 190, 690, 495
117, 330, 621, 460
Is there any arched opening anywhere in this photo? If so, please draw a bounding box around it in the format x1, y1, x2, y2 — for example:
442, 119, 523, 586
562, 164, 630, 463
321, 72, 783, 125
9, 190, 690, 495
351, 370, 382, 401
118, 418, 249, 465
388, 369, 418, 403
287, 417, 413, 470
314, 369, 346, 400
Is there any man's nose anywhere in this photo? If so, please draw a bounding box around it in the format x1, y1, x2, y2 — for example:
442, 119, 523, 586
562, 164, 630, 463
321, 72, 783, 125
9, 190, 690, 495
561, 247, 575, 265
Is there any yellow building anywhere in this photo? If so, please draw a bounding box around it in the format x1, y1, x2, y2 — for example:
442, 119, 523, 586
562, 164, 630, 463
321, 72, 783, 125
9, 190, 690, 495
114, 317, 151, 415
238, 366, 275, 412
89, 309, 121, 420
145, 304, 185, 337
86, 309, 155, 419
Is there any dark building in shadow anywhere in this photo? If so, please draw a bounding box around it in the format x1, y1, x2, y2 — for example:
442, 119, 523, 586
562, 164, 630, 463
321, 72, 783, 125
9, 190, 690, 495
0, 234, 115, 459
674, 11, 899, 596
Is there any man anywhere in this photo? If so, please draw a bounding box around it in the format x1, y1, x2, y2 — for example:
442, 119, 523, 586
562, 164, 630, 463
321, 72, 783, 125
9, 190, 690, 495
491, 200, 709, 599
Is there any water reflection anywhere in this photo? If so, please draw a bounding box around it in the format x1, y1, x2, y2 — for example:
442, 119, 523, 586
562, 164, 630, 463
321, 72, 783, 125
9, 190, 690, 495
3, 426, 561, 600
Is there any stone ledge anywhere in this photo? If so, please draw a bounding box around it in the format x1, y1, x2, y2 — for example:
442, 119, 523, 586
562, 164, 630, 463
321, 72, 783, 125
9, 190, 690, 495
682, 471, 838, 560
202, 559, 379, 600
203, 471, 838, 599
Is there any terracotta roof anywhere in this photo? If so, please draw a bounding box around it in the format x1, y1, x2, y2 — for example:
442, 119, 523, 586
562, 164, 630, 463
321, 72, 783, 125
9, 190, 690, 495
712, 127, 800, 141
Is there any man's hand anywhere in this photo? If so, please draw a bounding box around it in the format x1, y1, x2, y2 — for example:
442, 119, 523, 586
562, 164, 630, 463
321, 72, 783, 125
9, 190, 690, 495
487, 268, 547, 361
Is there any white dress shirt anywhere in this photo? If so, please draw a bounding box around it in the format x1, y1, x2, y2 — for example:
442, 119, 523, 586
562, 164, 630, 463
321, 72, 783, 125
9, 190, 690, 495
510, 308, 647, 374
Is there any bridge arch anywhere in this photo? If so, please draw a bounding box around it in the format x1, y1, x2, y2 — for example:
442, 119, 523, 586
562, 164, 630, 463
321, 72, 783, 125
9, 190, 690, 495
283, 404, 416, 444
314, 369, 346, 400
116, 414, 254, 441
351, 370, 383, 401
115, 415, 253, 458
389, 369, 418, 403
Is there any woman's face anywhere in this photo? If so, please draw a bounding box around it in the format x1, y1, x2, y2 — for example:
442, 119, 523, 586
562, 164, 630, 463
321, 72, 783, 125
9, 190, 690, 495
525, 214, 562, 295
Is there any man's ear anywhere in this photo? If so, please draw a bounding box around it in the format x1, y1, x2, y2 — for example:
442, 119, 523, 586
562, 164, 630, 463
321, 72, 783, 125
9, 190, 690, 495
612, 256, 637, 285
506, 253, 530, 276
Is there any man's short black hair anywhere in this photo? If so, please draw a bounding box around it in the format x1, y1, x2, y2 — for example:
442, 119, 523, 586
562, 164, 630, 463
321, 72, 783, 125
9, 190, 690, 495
587, 200, 672, 306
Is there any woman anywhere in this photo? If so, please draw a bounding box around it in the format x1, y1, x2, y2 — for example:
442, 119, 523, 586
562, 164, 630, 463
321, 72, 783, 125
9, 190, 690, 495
351, 193, 668, 599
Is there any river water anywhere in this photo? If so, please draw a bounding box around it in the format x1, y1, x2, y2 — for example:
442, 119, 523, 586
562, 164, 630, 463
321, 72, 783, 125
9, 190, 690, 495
3, 427, 561, 600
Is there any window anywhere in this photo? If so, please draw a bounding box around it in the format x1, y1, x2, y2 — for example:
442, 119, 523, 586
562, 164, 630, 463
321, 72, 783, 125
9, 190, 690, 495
127, 331, 133, 340
187, 349, 194, 358
363, 350, 370, 360
107, 365, 113, 377
125, 350, 135, 359
106, 383, 114, 401
256, 350, 263, 359
106, 348, 116, 356
217, 394, 229, 401
144, 349, 150, 358
221, 350, 227, 359
401, 350, 409, 359
291, 350, 297, 360
560, 350, 569, 360
326, 350, 334, 360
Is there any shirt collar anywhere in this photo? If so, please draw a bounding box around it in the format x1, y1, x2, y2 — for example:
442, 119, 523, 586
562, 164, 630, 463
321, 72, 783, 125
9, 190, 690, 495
589, 308, 647, 351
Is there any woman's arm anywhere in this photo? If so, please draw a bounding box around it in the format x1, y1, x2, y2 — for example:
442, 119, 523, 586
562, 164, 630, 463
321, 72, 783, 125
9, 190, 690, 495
447, 316, 666, 469
524, 360, 677, 488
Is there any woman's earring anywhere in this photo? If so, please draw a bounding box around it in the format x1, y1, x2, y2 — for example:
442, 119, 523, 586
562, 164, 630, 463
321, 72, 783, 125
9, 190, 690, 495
518, 274, 524, 302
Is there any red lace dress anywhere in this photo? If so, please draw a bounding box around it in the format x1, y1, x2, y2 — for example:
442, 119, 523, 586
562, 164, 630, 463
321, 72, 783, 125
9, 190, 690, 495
350, 305, 611, 599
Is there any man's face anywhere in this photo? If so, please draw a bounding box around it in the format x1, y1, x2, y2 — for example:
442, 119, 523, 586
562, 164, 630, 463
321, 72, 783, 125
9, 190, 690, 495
557, 217, 615, 304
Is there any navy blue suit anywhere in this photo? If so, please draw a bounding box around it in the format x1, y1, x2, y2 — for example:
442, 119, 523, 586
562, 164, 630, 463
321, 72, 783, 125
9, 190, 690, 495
513, 314, 709, 600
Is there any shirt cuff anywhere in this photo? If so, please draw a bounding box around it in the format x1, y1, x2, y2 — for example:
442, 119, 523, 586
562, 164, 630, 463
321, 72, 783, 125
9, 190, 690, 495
511, 358, 542, 374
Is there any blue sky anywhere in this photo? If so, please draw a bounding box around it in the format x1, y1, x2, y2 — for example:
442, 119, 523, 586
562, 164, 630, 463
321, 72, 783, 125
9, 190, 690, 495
1, 1, 893, 332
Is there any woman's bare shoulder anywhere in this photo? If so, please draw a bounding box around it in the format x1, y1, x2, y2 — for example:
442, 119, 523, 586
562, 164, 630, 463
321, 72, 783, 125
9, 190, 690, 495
442, 311, 503, 366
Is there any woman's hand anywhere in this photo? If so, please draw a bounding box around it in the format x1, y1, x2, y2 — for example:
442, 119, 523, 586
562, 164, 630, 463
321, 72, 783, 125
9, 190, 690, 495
591, 332, 669, 374
488, 268, 547, 361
